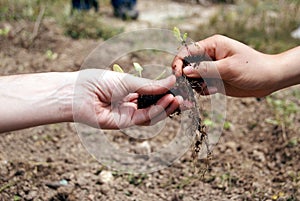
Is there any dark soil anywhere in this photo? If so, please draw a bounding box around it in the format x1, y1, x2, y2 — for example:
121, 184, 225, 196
138, 55, 208, 109
138, 76, 194, 109
1, 11, 300, 201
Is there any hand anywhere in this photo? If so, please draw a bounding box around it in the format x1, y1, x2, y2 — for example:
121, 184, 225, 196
172, 35, 286, 97
73, 69, 182, 129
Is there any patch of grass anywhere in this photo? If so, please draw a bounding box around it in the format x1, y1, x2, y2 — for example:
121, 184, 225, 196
64, 11, 123, 40
191, 0, 300, 53
266, 95, 299, 127
0, 0, 40, 21
0, 0, 123, 40
265, 92, 300, 145
0, 0, 67, 22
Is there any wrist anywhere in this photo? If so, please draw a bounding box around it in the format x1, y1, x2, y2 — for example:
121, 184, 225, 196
273, 47, 300, 91
52, 71, 78, 123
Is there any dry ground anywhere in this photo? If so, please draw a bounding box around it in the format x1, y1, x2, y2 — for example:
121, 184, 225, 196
0, 0, 300, 200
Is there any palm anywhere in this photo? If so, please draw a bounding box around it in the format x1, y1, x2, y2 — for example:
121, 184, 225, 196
73, 70, 180, 130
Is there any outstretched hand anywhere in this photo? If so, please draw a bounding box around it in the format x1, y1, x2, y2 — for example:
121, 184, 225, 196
73, 69, 182, 129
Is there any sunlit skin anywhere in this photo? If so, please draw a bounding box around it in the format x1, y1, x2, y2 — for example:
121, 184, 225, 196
0, 70, 182, 133
172, 35, 300, 98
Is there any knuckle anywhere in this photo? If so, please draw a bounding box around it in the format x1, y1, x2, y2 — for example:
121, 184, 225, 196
211, 34, 223, 40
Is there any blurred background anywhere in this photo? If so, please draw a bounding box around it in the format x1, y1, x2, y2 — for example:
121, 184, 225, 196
0, 0, 300, 200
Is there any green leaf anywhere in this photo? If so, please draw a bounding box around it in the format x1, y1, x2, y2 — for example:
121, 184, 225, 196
14, 195, 21, 201
45, 50, 58, 60
182, 32, 188, 42
113, 64, 124, 73
133, 62, 143, 77
223, 121, 231, 130
173, 27, 182, 42
203, 119, 214, 127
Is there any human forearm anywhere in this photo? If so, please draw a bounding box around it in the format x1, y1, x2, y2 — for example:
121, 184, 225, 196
0, 69, 179, 132
273, 46, 300, 91
0, 72, 77, 133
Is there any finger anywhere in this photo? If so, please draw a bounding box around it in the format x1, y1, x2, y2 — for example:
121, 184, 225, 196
122, 93, 139, 102
183, 60, 224, 79
127, 75, 176, 95
132, 94, 174, 125
177, 43, 206, 58
165, 97, 180, 116
146, 108, 168, 126
195, 35, 232, 60
117, 102, 137, 128
172, 56, 184, 77
144, 96, 181, 126
172, 43, 207, 77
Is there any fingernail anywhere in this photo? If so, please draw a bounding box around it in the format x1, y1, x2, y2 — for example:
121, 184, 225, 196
183, 66, 193, 74
175, 95, 184, 104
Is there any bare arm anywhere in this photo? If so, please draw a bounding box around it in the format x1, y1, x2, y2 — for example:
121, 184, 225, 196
0, 72, 75, 132
274, 46, 300, 91
0, 70, 180, 133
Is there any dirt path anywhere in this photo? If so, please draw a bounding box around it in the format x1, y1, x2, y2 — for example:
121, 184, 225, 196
101, 0, 217, 32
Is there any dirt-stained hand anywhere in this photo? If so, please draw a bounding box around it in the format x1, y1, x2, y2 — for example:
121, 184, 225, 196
73, 69, 182, 129
172, 35, 282, 97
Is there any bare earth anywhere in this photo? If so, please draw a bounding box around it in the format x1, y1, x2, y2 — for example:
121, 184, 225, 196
0, 0, 299, 200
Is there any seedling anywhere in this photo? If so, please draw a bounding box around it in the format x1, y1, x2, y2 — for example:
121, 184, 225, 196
173, 27, 188, 45
113, 64, 124, 73
45, 50, 58, 60
112, 27, 212, 176
133, 62, 143, 77
173, 27, 212, 176
173, 27, 190, 55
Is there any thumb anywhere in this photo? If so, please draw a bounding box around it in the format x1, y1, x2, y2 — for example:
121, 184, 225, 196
183, 60, 224, 79
125, 75, 176, 95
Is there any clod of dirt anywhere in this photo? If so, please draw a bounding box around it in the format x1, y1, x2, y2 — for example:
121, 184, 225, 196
138, 54, 210, 109
137, 76, 194, 110
138, 94, 167, 109
183, 54, 210, 92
